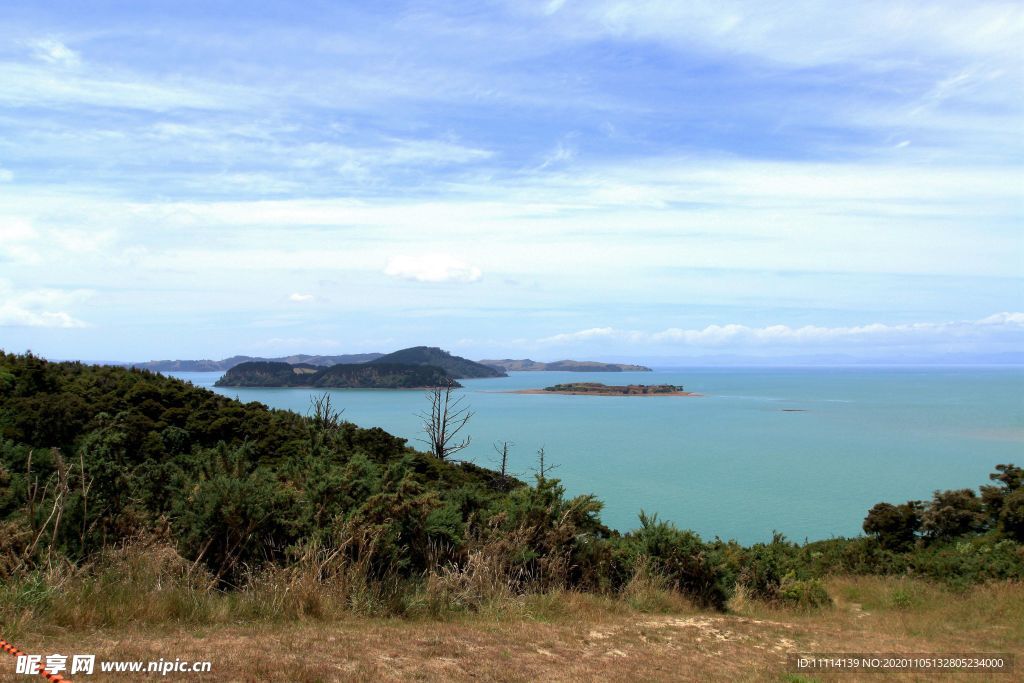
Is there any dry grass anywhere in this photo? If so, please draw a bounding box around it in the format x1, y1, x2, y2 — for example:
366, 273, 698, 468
2, 573, 1021, 682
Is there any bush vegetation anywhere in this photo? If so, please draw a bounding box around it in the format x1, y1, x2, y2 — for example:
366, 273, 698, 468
0, 351, 1020, 626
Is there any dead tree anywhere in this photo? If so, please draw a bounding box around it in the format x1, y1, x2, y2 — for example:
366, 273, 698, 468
533, 446, 559, 483
418, 378, 473, 460
493, 441, 512, 477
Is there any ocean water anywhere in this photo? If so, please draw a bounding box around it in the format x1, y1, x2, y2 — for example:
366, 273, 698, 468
170, 368, 1024, 545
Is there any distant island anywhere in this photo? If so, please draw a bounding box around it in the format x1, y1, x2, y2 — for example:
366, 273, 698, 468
132, 353, 384, 372
514, 382, 696, 396
480, 358, 652, 372
215, 361, 459, 389
215, 347, 504, 388
373, 346, 505, 378
131, 352, 650, 375
133, 347, 508, 378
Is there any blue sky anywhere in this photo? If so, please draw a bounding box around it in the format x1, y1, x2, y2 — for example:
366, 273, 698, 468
1, 1, 1022, 362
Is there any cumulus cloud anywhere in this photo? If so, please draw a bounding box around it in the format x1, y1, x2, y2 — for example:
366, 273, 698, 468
0, 306, 87, 328
383, 254, 483, 283
0, 281, 91, 328
539, 314, 1024, 349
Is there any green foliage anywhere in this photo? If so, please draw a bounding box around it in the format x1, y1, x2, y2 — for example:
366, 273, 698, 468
980, 464, 1024, 541
369, 346, 505, 378
0, 351, 1020, 616
216, 361, 459, 389
734, 533, 803, 601
1000, 489, 1024, 542
921, 489, 986, 541
614, 512, 734, 610
778, 573, 831, 609
863, 501, 922, 551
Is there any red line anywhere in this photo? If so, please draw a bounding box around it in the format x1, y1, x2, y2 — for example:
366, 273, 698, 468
0, 637, 73, 682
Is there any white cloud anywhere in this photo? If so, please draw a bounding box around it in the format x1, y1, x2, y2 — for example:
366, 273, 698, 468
0, 281, 91, 328
0, 63, 253, 112
539, 327, 616, 344
0, 169, 12, 182
288, 292, 315, 302
540, 1, 1024, 68
383, 254, 483, 283
538, 142, 576, 169
0, 218, 36, 242
0, 218, 40, 264
30, 39, 81, 67
378, 138, 494, 166
544, 0, 568, 15
539, 313, 1024, 349
0, 306, 87, 328
978, 312, 1024, 326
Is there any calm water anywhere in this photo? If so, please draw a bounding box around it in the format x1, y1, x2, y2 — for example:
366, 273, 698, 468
170, 368, 1024, 545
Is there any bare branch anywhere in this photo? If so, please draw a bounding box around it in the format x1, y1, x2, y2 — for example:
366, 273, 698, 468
532, 446, 559, 483
417, 378, 474, 460
493, 441, 513, 477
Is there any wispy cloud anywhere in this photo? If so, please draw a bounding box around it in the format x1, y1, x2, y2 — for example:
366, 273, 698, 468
28, 38, 80, 67
539, 313, 1024, 350
288, 292, 315, 303
0, 2, 1020, 359
0, 62, 255, 112
533, 1, 1024, 68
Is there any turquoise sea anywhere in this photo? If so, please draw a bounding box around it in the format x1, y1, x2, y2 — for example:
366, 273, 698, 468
170, 368, 1024, 545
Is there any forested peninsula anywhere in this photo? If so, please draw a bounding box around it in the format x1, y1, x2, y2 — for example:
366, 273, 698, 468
215, 361, 459, 389
213, 346, 503, 388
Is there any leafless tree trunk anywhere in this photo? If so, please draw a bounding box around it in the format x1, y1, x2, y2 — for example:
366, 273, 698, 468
493, 441, 512, 476
418, 378, 473, 460
534, 446, 558, 483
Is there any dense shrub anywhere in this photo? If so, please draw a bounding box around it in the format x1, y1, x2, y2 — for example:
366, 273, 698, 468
613, 512, 734, 610
0, 352, 1020, 615
734, 533, 803, 601
863, 501, 922, 551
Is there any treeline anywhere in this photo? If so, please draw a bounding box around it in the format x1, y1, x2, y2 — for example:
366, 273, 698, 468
0, 352, 1020, 616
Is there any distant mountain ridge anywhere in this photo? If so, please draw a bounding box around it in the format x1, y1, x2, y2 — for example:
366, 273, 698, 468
480, 358, 652, 372
371, 347, 505, 378
131, 353, 385, 372
215, 361, 459, 389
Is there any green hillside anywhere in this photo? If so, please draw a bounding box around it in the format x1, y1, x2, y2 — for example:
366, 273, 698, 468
215, 360, 458, 388
372, 346, 506, 378
0, 352, 1020, 622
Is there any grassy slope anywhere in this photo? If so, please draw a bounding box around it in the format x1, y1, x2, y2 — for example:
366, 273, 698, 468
4, 576, 1020, 682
